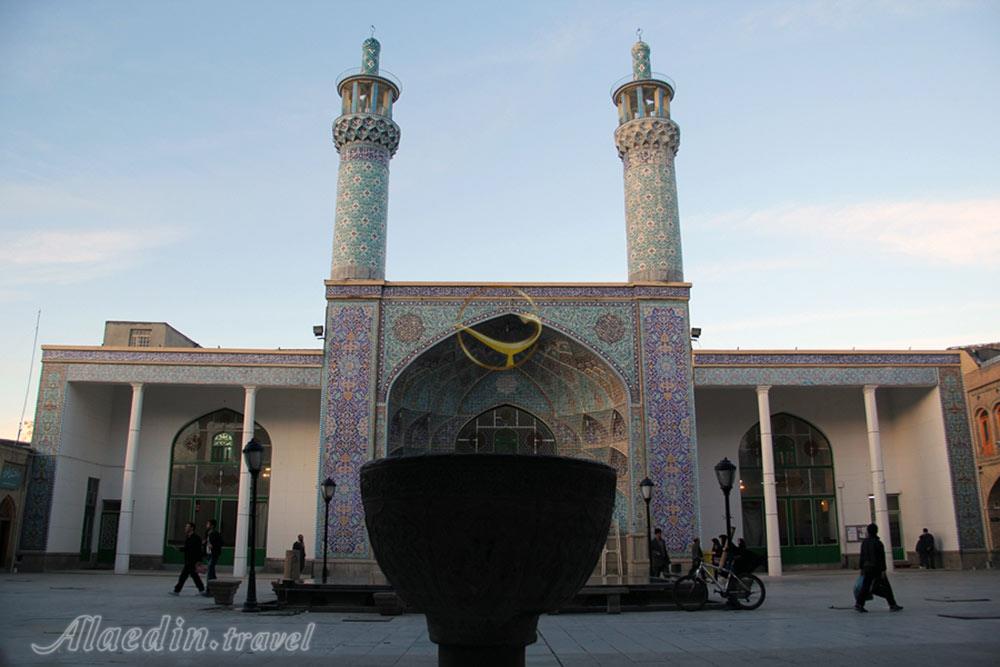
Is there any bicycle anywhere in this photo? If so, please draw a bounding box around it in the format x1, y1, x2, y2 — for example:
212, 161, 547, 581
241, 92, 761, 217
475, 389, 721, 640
672, 560, 766, 611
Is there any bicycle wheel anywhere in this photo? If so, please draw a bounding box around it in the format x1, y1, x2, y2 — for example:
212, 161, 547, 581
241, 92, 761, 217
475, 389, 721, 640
673, 574, 708, 611
731, 574, 766, 610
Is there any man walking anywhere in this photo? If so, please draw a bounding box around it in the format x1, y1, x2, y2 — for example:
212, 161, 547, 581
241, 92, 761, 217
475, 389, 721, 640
203, 519, 223, 584
855, 523, 902, 613
650, 528, 670, 578
916, 528, 936, 569
170, 522, 205, 596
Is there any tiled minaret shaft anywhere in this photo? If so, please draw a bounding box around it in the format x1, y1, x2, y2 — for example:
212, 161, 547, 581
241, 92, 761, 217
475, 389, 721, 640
331, 38, 401, 280
613, 41, 683, 283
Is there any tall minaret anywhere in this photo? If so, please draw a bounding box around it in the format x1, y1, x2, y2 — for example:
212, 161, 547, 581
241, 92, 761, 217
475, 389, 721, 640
613, 38, 683, 283
330, 37, 401, 280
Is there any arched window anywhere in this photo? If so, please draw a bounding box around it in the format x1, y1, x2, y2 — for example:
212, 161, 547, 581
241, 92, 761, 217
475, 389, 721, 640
454, 405, 556, 455
165, 409, 271, 566
739, 413, 840, 565
978, 410, 994, 458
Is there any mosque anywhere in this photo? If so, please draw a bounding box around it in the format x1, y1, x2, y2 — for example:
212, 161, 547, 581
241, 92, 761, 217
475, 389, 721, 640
16, 39, 986, 579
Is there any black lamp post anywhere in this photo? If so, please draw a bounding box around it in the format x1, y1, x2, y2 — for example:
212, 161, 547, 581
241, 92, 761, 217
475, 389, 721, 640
639, 477, 654, 575
320, 477, 336, 584
714, 457, 737, 543
242, 438, 264, 613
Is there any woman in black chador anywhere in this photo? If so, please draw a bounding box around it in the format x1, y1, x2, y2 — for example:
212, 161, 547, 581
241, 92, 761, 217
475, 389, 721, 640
855, 523, 903, 613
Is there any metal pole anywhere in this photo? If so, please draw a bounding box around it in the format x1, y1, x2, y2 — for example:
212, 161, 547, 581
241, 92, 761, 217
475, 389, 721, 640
322, 499, 331, 584
243, 472, 259, 612
723, 487, 732, 543
644, 498, 652, 576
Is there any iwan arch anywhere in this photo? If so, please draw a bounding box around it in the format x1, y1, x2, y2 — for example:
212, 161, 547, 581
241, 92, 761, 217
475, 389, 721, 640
18, 38, 985, 578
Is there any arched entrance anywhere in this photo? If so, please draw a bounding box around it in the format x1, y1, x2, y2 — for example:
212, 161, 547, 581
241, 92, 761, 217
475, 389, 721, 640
739, 413, 840, 565
163, 408, 271, 566
456, 405, 557, 455
385, 314, 631, 529
988, 477, 1000, 556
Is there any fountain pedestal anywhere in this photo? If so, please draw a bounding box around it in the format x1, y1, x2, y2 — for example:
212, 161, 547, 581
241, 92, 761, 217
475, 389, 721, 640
360, 454, 616, 666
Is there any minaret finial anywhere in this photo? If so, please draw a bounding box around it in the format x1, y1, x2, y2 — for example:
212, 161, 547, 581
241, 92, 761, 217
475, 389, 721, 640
636, 27, 642, 42
361, 33, 380, 75
631, 35, 651, 81
370, 24, 376, 39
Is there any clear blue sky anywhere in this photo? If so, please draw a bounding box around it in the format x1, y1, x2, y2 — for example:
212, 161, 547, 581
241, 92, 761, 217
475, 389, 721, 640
2, 0, 998, 439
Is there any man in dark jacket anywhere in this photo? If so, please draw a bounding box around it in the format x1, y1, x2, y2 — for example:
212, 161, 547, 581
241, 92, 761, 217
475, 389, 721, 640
855, 523, 902, 612
171, 522, 205, 595
650, 528, 670, 577
203, 519, 224, 582
916, 528, 936, 569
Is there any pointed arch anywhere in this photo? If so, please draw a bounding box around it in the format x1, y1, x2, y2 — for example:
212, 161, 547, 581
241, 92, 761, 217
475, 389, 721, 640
163, 408, 273, 566
737, 412, 840, 566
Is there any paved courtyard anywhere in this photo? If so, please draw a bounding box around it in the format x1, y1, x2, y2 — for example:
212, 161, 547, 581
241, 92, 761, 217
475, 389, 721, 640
1, 568, 999, 665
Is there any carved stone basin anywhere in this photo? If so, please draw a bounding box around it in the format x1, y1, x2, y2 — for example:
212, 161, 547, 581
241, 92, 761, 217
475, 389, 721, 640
361, 454, 616, 666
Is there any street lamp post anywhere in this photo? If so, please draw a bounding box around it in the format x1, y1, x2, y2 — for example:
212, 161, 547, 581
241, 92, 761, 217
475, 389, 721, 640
714, 457, 737, 543
321, 477, 336, 584
639, 477, 654, 576
242, 439, 264, 613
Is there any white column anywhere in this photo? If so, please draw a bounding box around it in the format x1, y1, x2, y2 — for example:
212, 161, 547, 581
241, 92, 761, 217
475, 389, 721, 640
114, 383, 144, 574
863, 385, 894, 573
756, 385, 782, 577
232, 385, 258, 578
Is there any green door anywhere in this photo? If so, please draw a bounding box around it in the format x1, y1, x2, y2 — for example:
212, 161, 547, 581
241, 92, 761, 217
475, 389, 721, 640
163, 409, 271, 567
96, 501, 120, 566
739, 414, 842, 566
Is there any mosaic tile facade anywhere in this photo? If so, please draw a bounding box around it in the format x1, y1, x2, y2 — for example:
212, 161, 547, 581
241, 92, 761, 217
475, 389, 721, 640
319, 301, 379, 558
615, 117, 683, 283
938, 367, 987, 551
694, 366, 940, 387
640, 303, 698, 553
378, 300, 641, 401
382, 318, 636, 534
19, 364, 67, 551
330, 140, 394, 280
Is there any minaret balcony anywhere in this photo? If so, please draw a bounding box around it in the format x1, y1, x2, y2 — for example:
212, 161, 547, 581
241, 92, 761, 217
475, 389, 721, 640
336, 67, 401, 118
611, 73, 675, 125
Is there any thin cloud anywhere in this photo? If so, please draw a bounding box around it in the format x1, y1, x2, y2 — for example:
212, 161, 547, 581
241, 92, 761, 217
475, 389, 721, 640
694, 198, 1000, 265
0, 227, 183, 288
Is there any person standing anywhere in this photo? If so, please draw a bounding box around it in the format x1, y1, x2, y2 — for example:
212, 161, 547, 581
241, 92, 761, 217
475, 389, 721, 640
292, 534, 307, 576
855, 523, 902, 612
170, 522, 205, 596
203, 519, 223, 583
650, 528, 670, 578
916, 528, 936, 569
689, 538, 703, 576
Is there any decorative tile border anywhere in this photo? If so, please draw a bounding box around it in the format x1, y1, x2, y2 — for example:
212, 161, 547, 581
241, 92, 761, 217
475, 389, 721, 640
318, 301, 379, 559
695, 352, 961, 367
19, 364, 67, 551
640, 304, 698, 553
325, 283, 692, 300
694, 367, 940, 387
62, 363, 320, 388
938, 367, 986, 551
43, 348, 321, 367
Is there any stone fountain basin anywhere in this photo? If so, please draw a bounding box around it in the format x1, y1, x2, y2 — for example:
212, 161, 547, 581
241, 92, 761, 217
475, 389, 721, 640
361, 454, 616, 648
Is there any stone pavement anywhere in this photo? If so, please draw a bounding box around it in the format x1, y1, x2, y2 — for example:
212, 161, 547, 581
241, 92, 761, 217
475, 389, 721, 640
2, 568, 1000, 665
